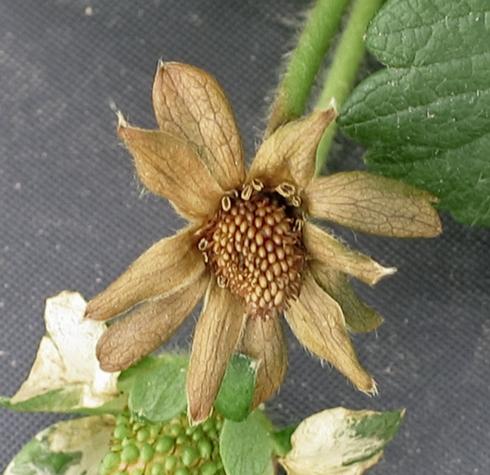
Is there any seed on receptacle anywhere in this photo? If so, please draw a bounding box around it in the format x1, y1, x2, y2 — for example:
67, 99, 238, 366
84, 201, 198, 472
197, 187, 305, 318
262, 225, 272, 238
239, 220, 247, 234
272, 262, 282, 277
272, 233, 282, 245
265, 215, 275, 226
263, 289, 271, 303
274, 291, 284, 306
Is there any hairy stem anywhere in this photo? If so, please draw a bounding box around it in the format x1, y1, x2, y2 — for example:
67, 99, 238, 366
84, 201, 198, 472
265, 0, 350, 138
315, 0, 385, 174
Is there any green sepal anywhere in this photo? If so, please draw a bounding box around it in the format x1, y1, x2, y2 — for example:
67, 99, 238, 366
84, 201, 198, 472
271, 425, 297, 456
118, 354, 188, 423
219, 410, 274, 475
215, 353, 256, 422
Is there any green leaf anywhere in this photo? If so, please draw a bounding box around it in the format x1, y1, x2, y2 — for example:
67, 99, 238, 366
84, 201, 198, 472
220, 410, 274, 475
339, 0, 490, 226
3, 416, 115, 475
1, 389, 81, 413
0, 391, 126, 416
118, 354, 188, 422
350, 409, 404, 449
1, 292, 120, 414
215, 353, 256, 422
279, 407, 404, 475
6, 439, 81, 475
117, 356, 158, 394
271, 425, 296, 457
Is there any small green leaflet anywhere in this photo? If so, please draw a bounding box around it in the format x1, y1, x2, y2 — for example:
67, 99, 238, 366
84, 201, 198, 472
5, 440, 80, 475
339, 0, 490, 226
215, 353, 256, 422
271, 425, 296, 457
220, 411, 274, 475
0, 390, 127, 416
118, 353, 256, 423
280, 407, 405, 475
118, 355, 188, 423
3, 416, 114, 475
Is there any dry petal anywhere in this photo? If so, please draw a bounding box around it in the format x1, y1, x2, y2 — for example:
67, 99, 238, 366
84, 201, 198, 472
118, 118, 223, 221
239, 315, 287, 408
86, 227, 205, 321
96, 274, 209, 372
303, 222, 395, 286
153, 61, 245, 191
305, 171, 442, 237
187, 278, 246, 424
310, 261, 383, 334
248, 109, 336, 189
285, 268, 376, 394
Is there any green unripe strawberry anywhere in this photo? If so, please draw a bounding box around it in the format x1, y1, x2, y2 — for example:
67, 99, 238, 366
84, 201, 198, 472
100, 411, 225, 475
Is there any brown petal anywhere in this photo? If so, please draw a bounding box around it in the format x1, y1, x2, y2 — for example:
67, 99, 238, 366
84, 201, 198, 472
248, 109, 336, 189
187, 278, 246, 424
86, 227, 205, 321
96, 274, 209, 372
303, 222, 396, 286
239, 315, 287, 408
285, 268, 376, 394
310, 262, 383, 334
118, 117, 223, 221
152, 61, 245, 191
305, 171, 442, 237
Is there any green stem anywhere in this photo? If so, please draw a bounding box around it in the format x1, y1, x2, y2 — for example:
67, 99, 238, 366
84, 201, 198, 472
265, 0, 351, 138
315, 0, 385, 174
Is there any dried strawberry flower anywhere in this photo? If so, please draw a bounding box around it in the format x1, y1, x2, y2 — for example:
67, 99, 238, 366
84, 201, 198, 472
85, 61, 441, 424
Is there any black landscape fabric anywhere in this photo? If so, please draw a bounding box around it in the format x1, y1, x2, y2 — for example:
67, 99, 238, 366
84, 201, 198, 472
0, 1, 489, 473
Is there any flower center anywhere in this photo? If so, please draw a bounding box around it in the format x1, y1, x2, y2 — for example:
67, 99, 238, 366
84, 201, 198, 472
197, 181, 306, 318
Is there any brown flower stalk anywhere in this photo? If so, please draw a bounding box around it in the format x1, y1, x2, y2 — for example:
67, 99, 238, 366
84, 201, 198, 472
85, 61, 441, 424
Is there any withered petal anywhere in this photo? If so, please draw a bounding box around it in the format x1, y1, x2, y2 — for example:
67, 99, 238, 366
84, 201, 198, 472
303, 222, 396, 286
152, 61, 245, 191
118, 118, 223, 221
86, 227, 205, 322
305, 171, 442, 238
310, 261, 384, 334
238, 315, 287, 408
96, 274, 209, 372
187, 278, 246, 425
248, 109, 336, 189
285, 268, 376, 394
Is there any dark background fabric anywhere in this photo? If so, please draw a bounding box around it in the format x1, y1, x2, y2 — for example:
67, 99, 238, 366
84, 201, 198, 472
1, 1, 489, 473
